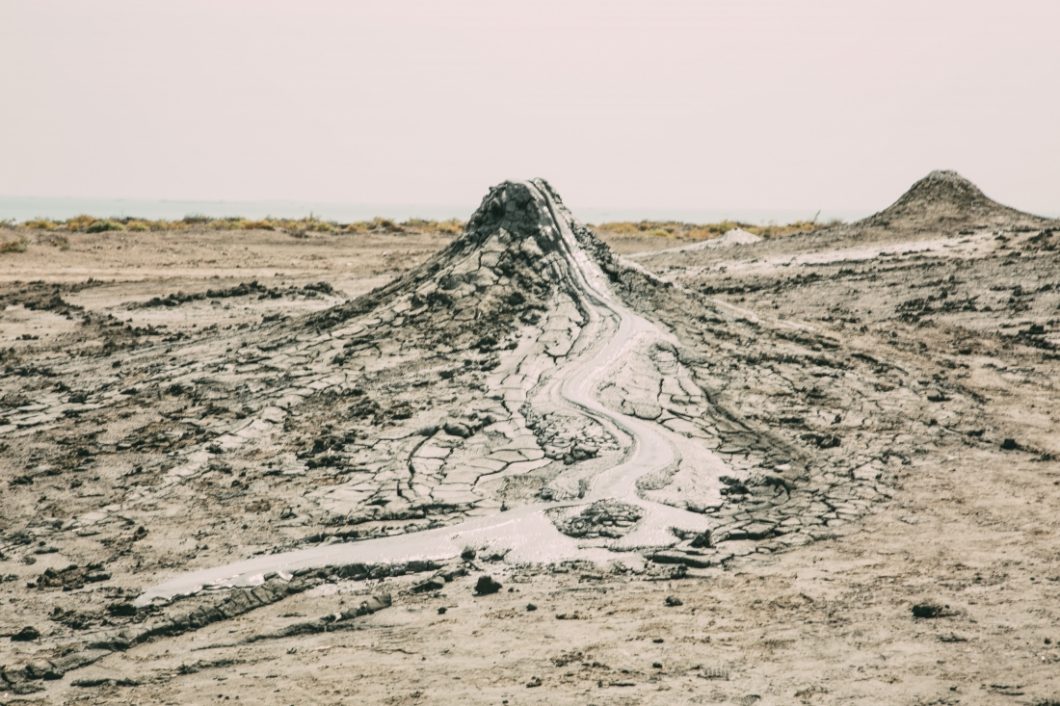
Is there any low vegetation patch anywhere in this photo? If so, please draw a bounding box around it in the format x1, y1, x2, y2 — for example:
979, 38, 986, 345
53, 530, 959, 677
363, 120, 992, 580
8, 214, 469, 236
8, 213, 836, 241
594, 218, 841, 242
85, 219, 125, 233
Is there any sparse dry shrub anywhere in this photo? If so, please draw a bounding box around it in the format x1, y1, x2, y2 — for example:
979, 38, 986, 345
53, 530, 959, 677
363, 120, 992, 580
125, 220, 151, 232
302, 218, 338, 233
685, 226, 722, 241
240, 219, 277, 231
434, 218, 465, 235
593, 222, 641, 236
370, 217, 402, 232
0, 234, 29, 254
85, 219, 124, 233
23, 218, 58, 230
753, 220, 827, 238
64, 214, 97, 232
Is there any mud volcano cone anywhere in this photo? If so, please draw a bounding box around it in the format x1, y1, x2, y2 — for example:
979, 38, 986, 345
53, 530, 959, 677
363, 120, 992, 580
391, 178, 623, 307
862, 169, 1046, 229
314, 178, 649, 350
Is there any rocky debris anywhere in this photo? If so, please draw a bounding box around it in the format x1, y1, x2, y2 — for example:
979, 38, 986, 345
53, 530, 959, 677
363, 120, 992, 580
34, 564, 110, 590
664, 595, 683, 607
132, 280, 336, 308
557, 500, 643, 539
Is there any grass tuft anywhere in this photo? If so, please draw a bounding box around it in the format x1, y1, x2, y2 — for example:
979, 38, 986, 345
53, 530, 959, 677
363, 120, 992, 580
24, 218, 59, 230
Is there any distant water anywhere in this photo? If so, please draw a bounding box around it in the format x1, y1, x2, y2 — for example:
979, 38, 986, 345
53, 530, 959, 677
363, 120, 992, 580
0, 196, 869, 226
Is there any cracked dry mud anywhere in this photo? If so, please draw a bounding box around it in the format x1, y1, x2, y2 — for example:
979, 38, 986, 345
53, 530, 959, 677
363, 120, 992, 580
1, 172, 1059, 705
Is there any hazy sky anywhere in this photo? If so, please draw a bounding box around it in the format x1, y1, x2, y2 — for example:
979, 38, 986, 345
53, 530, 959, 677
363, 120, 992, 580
2, 0, 1058, 216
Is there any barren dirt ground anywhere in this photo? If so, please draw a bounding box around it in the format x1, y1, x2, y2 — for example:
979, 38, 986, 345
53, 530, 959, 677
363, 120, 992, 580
1, 174, 1059, 705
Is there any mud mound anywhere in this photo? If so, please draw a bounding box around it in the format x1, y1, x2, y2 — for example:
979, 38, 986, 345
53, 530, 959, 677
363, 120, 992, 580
862, 170, 1046, 229
718, 228, 762, 246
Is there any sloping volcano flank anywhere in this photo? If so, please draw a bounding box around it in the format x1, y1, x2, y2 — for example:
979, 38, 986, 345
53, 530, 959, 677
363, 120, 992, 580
311, 178, 662, 348
862, 169, 1047, 229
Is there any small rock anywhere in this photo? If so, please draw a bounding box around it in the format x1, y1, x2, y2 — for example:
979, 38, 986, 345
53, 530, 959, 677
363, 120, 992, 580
664, 595, 683, 607
526, 603, 537, 612
443, 421, 472, 438
526, 676, 542, 688
912, 601, 953, 619
1000, 438, 1019, 451
474, 575, 502, 596
106, 602, 137, 617
690, 530, 714, 549
11, 625, 41, 642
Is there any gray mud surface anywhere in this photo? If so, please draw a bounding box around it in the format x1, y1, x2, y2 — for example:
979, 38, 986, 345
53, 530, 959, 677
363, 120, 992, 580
1, 172, 1059, 704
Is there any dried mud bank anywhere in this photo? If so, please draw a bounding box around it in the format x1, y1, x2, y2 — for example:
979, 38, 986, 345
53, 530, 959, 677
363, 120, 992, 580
1, 172, 1059, 704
